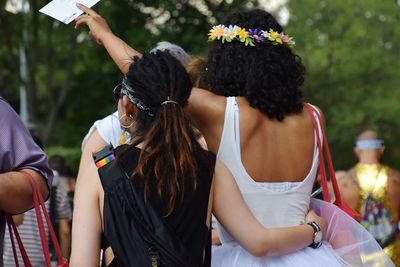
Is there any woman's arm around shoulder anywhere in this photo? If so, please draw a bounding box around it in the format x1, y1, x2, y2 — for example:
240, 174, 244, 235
70, 161, 103, 267
212, 160, 325, 257
185, 88, 225, 153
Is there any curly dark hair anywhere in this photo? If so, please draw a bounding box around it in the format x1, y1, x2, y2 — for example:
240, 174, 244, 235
206, 9, 305, 121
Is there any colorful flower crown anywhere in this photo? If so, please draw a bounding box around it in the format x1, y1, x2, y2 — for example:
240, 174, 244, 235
208, 25, 295, 48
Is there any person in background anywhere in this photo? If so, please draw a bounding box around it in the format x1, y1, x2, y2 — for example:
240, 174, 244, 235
335, 170, 359, 211
0, 97, 53, 267
186, 56, 208, 89
58, 165, 76, 212
346, 130, 400, 265
48, 155, 73, 260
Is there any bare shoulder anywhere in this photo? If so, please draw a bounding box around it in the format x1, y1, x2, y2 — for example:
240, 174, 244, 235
187, 87, 226, 115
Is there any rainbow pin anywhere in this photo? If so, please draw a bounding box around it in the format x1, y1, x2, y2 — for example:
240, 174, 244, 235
95, 154, 115, 168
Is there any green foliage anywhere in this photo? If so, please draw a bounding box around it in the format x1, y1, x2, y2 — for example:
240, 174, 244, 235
287, 0, 400, 169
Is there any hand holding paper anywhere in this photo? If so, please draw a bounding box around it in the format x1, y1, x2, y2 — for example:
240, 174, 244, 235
40, 0, 100, 24
74, 3, 113, 45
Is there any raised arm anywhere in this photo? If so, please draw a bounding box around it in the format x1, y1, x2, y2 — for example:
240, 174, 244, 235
74, 3, 141, 74
212, 160, 325, 257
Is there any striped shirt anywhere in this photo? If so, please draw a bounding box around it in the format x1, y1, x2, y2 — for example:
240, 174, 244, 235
3, 173, 72, 267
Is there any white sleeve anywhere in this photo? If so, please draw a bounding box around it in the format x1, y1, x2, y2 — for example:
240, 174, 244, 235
81, 111, 124, 150
81, 120, 101, 151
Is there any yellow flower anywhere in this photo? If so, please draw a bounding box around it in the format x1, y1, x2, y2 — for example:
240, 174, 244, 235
269, 29, 280, 40
237, 28, 248, 40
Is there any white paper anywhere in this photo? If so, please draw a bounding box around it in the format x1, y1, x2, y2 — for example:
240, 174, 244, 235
39, 0, 100, 24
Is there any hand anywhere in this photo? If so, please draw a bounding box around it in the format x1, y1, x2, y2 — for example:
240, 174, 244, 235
74, 3, 113, 45
305, 209, 326, 235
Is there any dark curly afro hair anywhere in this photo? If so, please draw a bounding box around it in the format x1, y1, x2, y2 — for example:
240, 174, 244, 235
205, 9, 305, 121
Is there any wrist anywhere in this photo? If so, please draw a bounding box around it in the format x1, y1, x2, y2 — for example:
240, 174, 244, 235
307, 221, 323, 249
97, 31, 115, 45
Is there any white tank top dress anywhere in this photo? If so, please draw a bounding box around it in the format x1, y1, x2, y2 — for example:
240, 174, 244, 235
212, 97, 394, 267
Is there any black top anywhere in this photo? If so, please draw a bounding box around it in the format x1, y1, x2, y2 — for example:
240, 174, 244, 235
98, 145, 215, 267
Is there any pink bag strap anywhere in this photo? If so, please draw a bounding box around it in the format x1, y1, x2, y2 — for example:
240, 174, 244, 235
6, 214, 32, 267
19, 170, 66, 266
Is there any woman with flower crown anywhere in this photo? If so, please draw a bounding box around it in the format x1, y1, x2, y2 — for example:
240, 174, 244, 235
74, 5, 394, 267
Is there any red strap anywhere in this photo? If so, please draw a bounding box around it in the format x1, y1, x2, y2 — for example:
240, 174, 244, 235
6, 214, 32, 267
304, 104, 360, 221
304, 104, 331, 202
19, 170, 66, 266
35, 175, 65, 264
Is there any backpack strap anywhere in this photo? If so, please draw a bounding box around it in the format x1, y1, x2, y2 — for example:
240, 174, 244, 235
93, 144, 122, 191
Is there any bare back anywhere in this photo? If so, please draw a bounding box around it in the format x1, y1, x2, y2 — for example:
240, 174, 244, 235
188, 89, 316, 183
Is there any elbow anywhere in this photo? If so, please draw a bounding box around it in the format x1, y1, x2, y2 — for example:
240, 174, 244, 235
41, 184, 50, 201
246, 239, 271, 257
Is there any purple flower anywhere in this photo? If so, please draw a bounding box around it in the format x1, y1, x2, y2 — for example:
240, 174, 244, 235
248, 29, 265, 43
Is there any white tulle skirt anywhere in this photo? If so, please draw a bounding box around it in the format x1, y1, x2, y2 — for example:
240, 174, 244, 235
212, 199, 395, 267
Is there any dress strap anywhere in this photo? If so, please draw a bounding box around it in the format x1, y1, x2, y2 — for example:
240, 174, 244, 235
233, 98, 241, 155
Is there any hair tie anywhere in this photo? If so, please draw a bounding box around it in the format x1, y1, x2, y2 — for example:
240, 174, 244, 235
161, 96, 179, 106
161, 100, 179, 106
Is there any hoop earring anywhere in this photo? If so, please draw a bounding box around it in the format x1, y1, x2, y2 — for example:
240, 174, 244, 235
119, 114, 134, 129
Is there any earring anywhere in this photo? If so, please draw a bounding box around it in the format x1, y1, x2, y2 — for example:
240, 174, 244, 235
119, 114, 134, 129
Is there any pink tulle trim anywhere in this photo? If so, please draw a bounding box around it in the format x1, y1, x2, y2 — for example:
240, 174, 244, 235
310, 198, 395, 266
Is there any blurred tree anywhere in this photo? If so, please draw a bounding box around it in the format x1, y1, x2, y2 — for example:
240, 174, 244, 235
287, 0, 400, 169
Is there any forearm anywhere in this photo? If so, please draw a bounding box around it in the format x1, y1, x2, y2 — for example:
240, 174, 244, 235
213, 161, 319, 257
261, 224, 314, 257
59, 219, 72, 258
0, 169, 49, 213
100, 32, 141, 74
